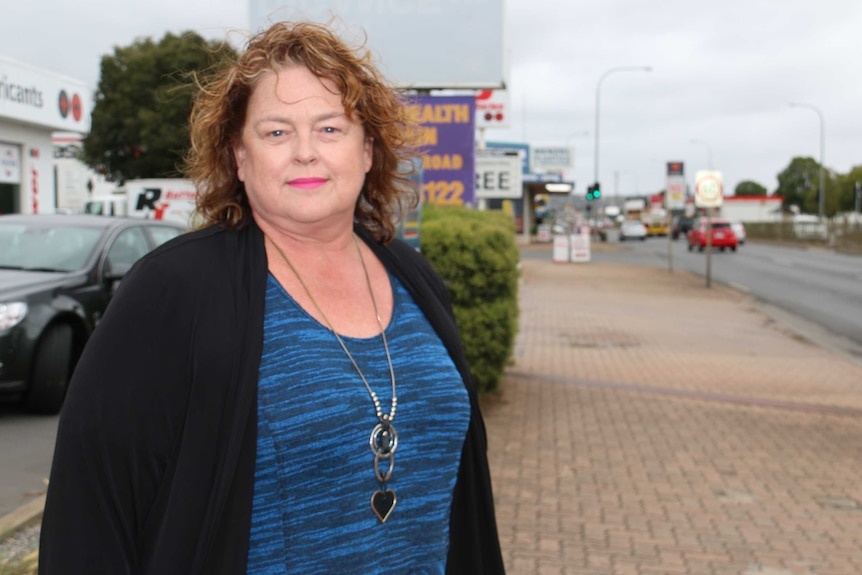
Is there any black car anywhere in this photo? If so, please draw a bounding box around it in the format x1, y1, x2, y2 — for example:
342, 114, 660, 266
0, 214, 185, 413
671, 215, 695, 240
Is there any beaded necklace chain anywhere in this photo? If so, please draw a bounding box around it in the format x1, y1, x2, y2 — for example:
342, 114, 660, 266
267, 234, 399, 523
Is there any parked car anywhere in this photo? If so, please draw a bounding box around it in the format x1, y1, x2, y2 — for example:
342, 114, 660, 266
671, 215, 695, 240
619, 220, 647, 241
0, 214, 185, 413
730, 221, 746, 244
687, 218, 738, 252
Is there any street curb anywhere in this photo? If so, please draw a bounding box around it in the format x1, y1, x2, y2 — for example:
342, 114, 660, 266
0, 495, 44, 542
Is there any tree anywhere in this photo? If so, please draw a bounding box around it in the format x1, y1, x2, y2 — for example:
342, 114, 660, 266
734, 180, 767, 197
775, 156, 826, 214
82, 32, 236, 181
836, 166, 862, 214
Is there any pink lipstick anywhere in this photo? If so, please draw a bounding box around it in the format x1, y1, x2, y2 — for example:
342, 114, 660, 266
288, 177, 327, 190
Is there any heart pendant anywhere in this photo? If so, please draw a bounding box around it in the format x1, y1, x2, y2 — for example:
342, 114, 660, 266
371, 489, 397, 523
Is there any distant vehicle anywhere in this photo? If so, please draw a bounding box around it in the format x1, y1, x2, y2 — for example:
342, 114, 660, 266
0, 214, 185, 413
619, 220, 647, 241
642, 207, 669, 237
82, 179, 199, 227
82, 194, 128, 217
671, 215, 696, 240
687, 218, 738, 252
730, 221, 746, 245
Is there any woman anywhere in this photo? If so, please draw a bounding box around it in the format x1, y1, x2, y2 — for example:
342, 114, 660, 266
39, 21, 504, 575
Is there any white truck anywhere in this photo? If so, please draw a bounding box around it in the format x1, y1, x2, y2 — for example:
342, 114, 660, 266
83, 179, 198, 228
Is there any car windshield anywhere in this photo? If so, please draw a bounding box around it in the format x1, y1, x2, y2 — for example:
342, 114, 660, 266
0, 222, 103, 272
712, 223, 731, 230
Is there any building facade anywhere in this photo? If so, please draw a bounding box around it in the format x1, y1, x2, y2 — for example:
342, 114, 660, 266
1, 55, 91, 214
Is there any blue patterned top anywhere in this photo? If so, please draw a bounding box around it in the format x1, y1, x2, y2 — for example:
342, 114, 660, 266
246, 273, 471, 574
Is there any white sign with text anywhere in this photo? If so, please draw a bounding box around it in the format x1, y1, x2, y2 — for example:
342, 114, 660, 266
475, 151, 523, 199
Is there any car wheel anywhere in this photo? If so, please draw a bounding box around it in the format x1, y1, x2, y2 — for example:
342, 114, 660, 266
24, 324, 73, 414
687, 242, 693, 252
698, 244, 704, 252
640, 237, 646, 241
720, 246, 726, 252
732, 245, 737, 252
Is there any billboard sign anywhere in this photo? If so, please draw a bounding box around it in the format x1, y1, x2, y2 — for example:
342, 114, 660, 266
407, 95, 476, 206
248, 1, 505, 89
666, 161, 685, 210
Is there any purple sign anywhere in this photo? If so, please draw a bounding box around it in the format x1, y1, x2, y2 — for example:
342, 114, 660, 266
407, 95, 475, 206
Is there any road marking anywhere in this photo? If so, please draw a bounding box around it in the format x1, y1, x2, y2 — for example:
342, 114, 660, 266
729, 281, 750, 293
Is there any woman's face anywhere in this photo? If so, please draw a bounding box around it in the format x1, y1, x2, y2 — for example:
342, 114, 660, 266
234, 65, 372, 236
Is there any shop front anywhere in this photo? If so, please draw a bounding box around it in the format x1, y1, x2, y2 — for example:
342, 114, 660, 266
0, 55, 91, 214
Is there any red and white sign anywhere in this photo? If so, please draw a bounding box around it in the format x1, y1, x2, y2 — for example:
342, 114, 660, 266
695, 170, 724, 208
569, 229, 591, 263
552, 234, 569, 263
475, 89, 509, 129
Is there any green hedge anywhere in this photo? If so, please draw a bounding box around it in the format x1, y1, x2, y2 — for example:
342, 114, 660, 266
419, 204, 520, 393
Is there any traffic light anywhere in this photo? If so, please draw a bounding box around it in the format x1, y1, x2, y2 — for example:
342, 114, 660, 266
586, 182, 602, 201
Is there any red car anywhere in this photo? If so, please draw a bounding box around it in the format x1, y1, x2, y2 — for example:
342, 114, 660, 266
687, 218, 738, 252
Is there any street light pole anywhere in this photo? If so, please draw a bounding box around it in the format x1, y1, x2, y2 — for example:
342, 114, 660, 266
593, 66, 652, 191
789, 102, 826, 220
690, 138, 713, 170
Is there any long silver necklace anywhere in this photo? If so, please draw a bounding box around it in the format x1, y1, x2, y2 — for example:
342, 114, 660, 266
267, 234, 399, 524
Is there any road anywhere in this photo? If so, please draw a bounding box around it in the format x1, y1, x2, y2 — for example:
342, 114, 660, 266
574, 232, 862, 361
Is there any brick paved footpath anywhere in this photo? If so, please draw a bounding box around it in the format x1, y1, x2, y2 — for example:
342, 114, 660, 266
480, 256, 862, 575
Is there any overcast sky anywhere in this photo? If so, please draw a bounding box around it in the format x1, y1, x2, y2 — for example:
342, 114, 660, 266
3, 0, 860, 198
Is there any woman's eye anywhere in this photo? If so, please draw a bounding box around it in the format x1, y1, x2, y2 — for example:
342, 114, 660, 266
269, 130, 284, 137
322, 126, 340, 134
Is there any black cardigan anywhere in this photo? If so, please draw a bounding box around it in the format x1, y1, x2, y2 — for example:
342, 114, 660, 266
40, 221, 504, 574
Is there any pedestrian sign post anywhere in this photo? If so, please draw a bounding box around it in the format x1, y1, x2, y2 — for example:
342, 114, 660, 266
694, 171, 723, 208
694, 170, 723, 288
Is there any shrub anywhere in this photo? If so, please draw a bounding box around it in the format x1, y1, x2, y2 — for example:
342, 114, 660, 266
420, 205, 519, 393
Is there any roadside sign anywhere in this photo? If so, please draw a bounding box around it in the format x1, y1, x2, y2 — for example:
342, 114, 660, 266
666, 161, 685, 210
552, 235, 569, 263
475, 89, 509, 128
486, 141, 530, 173
475, 150, 523, 199
530, 146, 574, 172
695, 170, 723, 208
570, 227, 591, 263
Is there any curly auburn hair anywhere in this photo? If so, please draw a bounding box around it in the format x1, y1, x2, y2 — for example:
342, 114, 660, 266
184, 21, 420, 243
